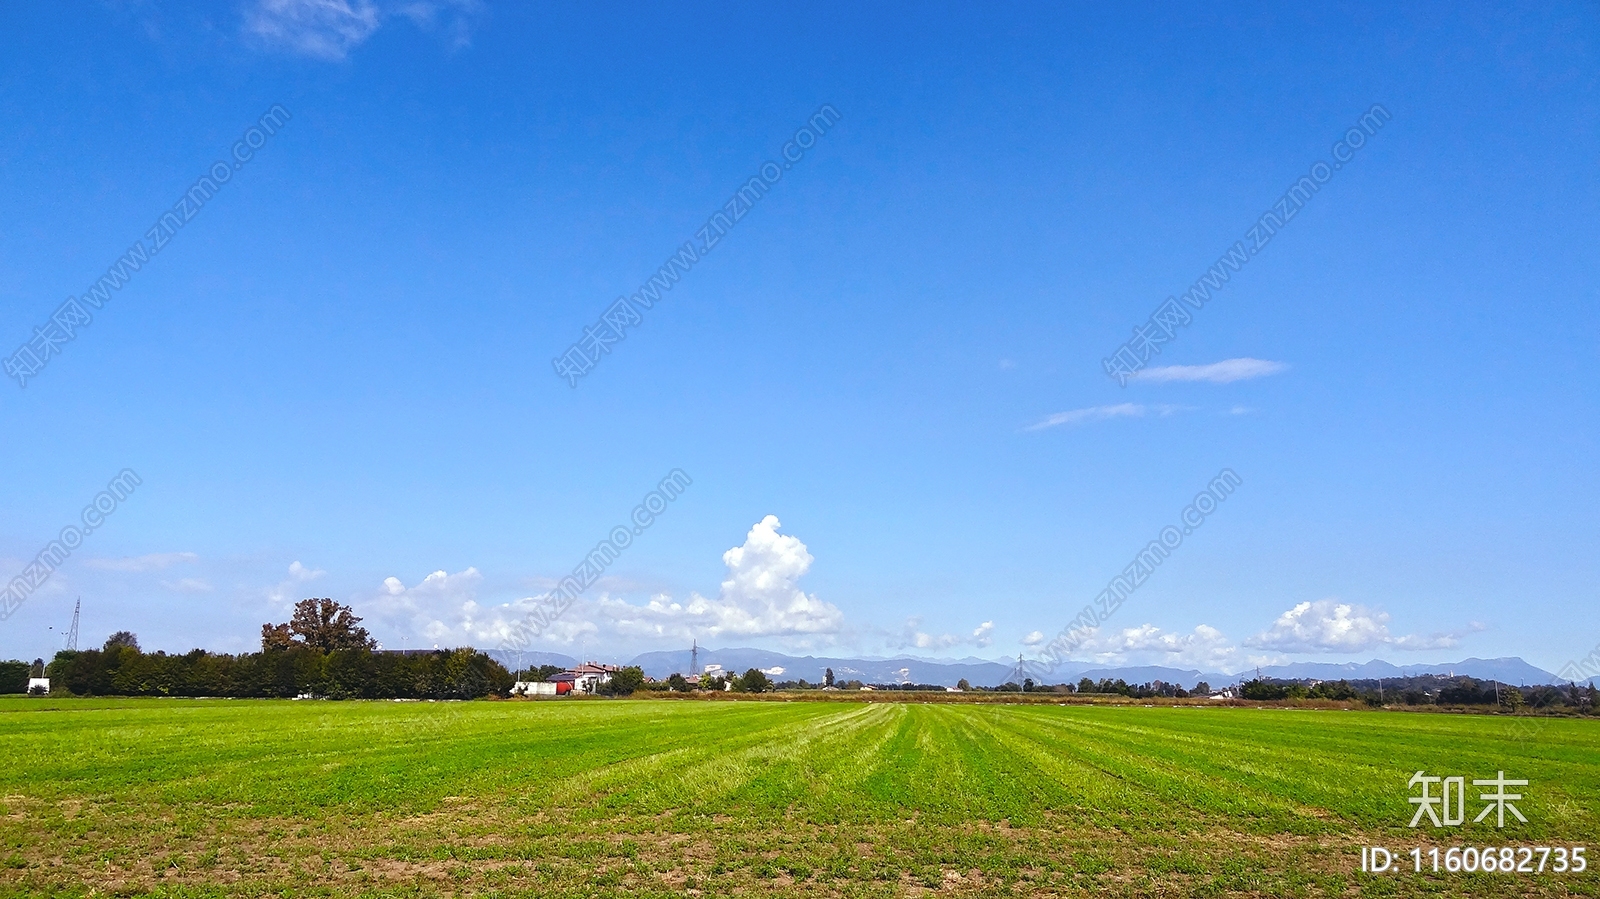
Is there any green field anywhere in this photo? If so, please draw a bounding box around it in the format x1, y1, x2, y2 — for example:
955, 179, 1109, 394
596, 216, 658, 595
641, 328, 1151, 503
0, 697, 1594, 897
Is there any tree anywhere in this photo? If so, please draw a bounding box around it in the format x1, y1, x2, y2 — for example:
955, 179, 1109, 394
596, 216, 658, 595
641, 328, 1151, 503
103, 632, 139, 652
1194, 681, 1211, 696
532, 664, 562, 682
1077, 677, 1095, 694
1241, 679, 1289, 701
263, 599, 375, 653
0, 660, 27, 694
608, 666, 646, 696
260, 623, 294, 651
667, 672, 690, 692
956, 678, 970, 691
700, 675, 726, 692
733, 668, 771, 693
824, 667, 834, 688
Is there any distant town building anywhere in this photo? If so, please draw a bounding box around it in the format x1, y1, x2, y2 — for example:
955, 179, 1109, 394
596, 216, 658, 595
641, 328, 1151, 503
570, 662, 619, 694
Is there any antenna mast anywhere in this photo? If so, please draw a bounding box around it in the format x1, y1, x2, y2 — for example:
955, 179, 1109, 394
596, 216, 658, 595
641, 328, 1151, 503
66, 598, 80, 651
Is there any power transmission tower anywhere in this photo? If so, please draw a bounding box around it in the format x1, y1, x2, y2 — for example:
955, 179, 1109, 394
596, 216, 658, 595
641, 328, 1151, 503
66, 598, 80, 651
690, 639, 698, 676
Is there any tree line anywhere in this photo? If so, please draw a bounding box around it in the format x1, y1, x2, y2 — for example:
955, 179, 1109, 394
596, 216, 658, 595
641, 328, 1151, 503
1239, 674, 1599, 711
14, 599, 513, 700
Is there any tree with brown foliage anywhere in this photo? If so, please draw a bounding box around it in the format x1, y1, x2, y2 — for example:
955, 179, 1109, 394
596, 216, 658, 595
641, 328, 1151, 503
261, 599, 375, 652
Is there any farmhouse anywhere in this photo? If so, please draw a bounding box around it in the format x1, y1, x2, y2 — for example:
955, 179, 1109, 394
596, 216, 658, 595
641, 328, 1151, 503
511, 662, 621, 697
570, 662, 619, 694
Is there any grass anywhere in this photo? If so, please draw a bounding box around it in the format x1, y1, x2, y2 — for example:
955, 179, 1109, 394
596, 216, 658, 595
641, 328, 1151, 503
0, 696, 1594, 897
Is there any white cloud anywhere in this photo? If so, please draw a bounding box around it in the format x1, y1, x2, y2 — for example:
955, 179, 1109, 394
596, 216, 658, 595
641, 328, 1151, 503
244, 0, 480, 60
972, 621, 994, 647
1245, 599, 1475, 653
87, 552, 198, 572
1129, 358, 1288, 384
367, 567, 492, 646
245, 0, 380, 59
895, 618, 958, 650
889, 617, 996, 652
589, 516, 844, 643
367, 516, 845, 652
1024, 403, 1181, 432
1020, 630, 1045, 647
1087, 623, 1249, 670
266, 560, 326, 605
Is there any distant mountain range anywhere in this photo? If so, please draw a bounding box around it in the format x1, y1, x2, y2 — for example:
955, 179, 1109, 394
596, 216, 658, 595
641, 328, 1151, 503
484, 650, 579, 672
1247, 657, 1578, 686
628, 648, 1013, 687
487, 647, 1587, 689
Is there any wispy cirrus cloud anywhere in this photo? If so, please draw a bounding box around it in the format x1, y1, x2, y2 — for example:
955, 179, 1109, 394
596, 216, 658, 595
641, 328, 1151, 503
1024, 403, 1181, 432
87, 552, 198, 573
1129, 357, 1287, 384
244, 0, 481, 61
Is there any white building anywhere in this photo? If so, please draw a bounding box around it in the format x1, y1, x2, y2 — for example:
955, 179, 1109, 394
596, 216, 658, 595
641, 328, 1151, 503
27, 677, 49, 695
570, 662, 619, 694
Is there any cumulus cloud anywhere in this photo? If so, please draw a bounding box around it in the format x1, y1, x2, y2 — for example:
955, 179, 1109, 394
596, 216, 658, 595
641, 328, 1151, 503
368, 567, 493, 646
1024, 403, 1182, 432
590, 516, 843, 642
1058, 623, 1268, 671
87, 552, 198, 572
1021, 630, 1045, 647
1129, 358, 1288, 384
888, 618, 995, 652
265, 560, 325, 605
244, 0, 480, 60
1245, 599, 1477, 653
895, 618, 958, 651
971, 621, 994, 647
368, 516, 845, 651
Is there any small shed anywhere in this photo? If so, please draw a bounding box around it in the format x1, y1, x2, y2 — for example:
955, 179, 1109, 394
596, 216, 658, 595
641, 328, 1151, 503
27, 677, 49, 695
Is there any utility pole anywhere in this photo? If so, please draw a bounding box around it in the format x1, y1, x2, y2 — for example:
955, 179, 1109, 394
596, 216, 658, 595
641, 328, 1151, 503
66, 598, 80, 652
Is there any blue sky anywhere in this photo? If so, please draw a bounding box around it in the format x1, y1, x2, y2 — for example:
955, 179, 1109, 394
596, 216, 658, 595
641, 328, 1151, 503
1, 1, 1596, 675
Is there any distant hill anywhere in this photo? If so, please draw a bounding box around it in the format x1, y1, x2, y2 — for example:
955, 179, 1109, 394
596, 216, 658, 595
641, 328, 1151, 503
628, 648, 1013, 688
488, 648, 1578, 690
1071, 666, 1237, 691
1242, 657, 1566, 686
483, 650, 579, 674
